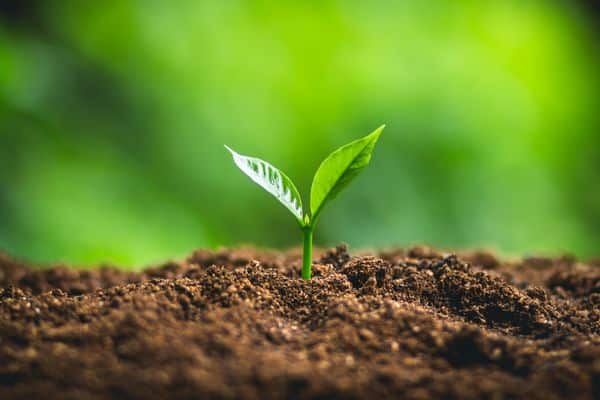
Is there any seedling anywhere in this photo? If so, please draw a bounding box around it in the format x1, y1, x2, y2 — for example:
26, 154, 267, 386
225, 125, 384, 280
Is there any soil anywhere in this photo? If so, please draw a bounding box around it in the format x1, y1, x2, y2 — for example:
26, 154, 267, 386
0, 245, 598, 399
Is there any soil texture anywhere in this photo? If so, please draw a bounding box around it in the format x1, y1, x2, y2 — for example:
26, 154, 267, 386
0, 246, 598, 399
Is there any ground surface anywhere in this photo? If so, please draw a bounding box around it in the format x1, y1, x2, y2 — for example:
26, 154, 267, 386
0, 245, 598, 399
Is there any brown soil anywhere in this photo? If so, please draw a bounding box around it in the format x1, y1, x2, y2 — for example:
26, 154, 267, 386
0, 245, 598, 399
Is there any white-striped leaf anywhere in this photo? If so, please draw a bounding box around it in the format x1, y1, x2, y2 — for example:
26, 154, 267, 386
225, 145, 304, 224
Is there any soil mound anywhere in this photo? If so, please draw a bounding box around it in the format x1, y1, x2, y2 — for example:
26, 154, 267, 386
0, 246, 598, 399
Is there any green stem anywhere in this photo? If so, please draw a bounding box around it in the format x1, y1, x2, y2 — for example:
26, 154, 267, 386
301, 227, 313, 280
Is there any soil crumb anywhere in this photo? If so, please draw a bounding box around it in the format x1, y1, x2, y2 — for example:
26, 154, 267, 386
0, 246, 598, 399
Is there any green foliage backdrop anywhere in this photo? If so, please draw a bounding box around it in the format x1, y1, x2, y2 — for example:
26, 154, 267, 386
1, 1, 599, 266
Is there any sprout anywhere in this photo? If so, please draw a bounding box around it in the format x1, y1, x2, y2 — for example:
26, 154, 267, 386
226, 125, 384, 279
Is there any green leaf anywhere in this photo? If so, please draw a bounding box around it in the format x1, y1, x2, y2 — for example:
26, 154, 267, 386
225, 145, 304, 224
309, 125, 384, 223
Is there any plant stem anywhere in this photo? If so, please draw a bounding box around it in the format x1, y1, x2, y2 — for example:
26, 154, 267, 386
301, 227, 313, 280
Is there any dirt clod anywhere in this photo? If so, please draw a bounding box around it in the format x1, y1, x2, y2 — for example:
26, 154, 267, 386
0, 247, 598, 399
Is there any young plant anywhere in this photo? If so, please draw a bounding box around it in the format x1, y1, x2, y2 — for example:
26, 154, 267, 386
225, 125, 384, 280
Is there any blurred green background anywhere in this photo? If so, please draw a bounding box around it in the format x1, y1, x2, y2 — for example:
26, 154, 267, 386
1, 1, 599, 267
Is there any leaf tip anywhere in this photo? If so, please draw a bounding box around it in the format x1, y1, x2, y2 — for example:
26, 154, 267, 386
367, 124, 385, 142
224, 144, 236, 155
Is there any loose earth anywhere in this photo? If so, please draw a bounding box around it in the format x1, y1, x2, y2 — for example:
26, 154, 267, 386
0, 245, 598, 399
